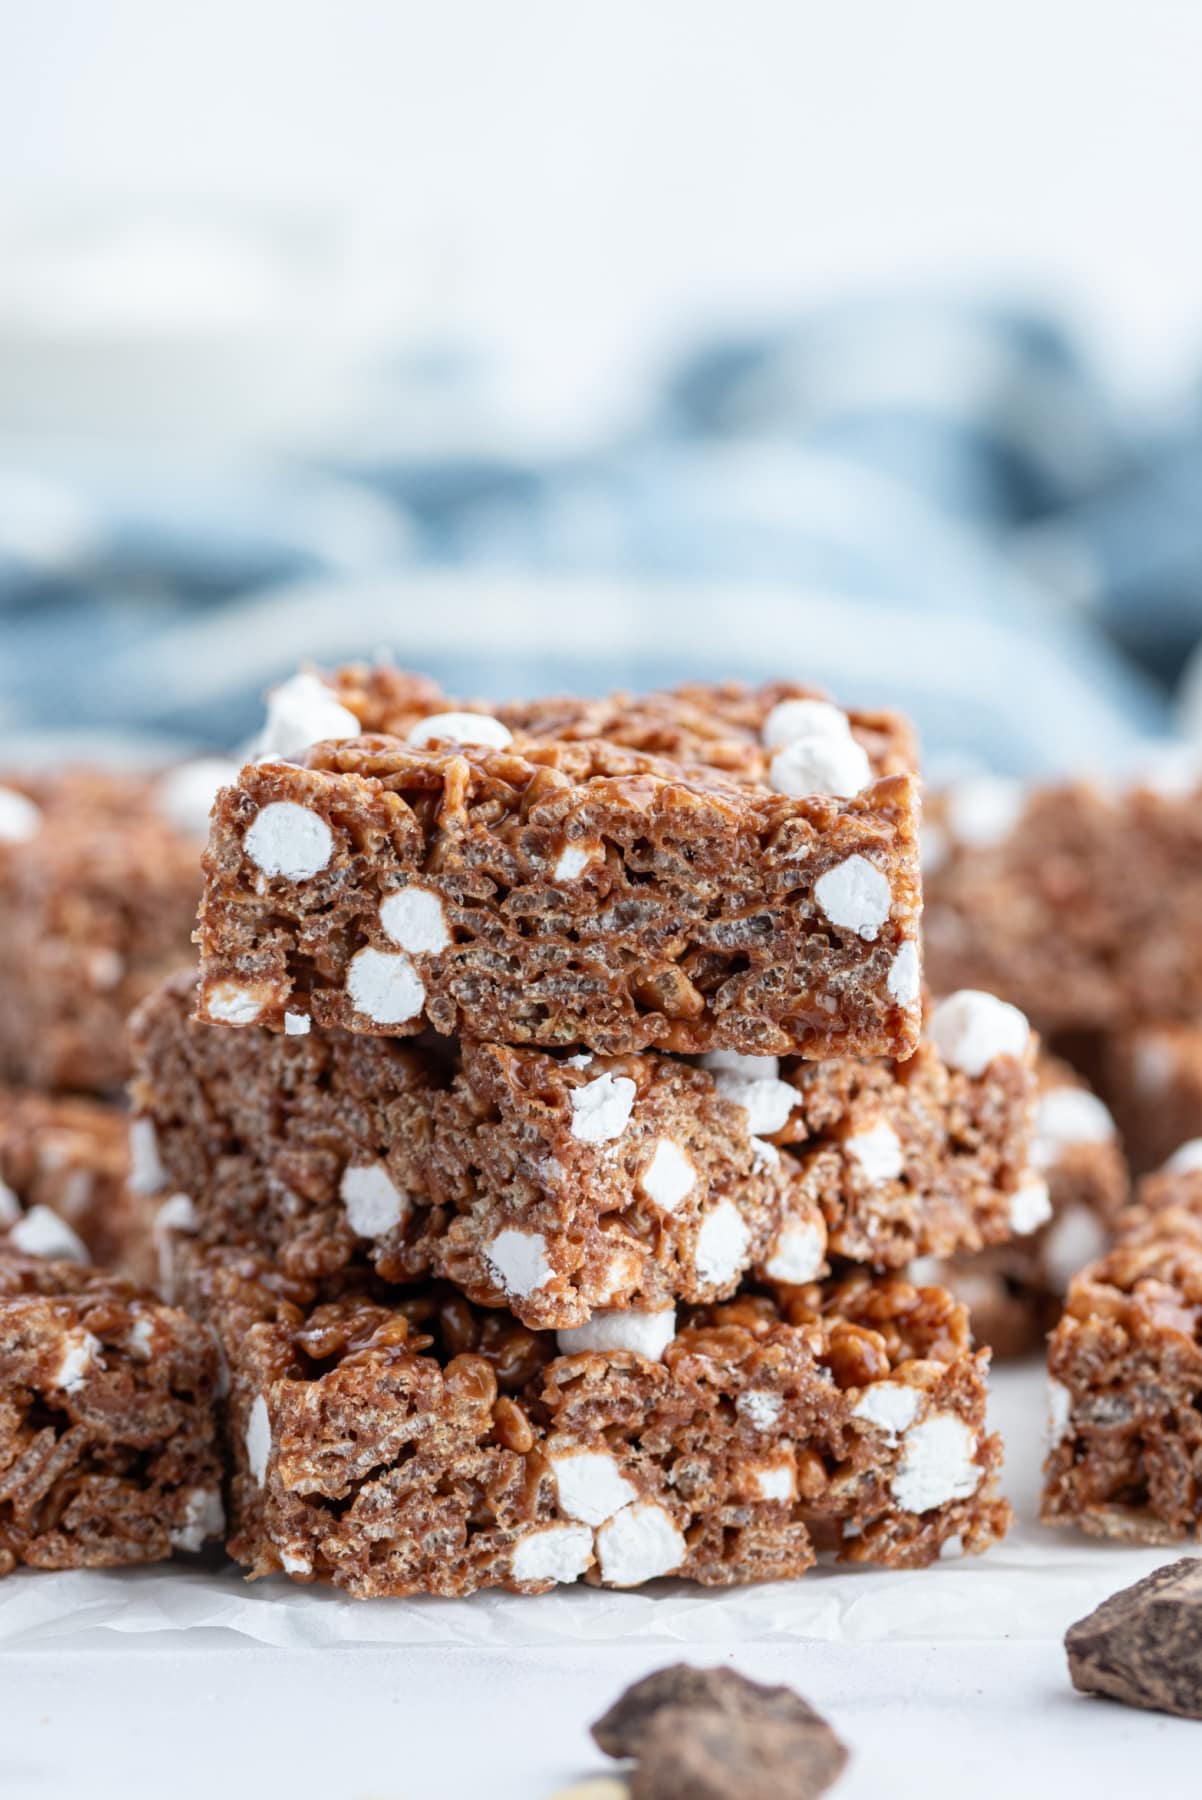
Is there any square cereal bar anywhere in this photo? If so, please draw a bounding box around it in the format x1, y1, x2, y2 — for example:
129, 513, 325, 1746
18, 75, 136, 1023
196, 674, 922, 1059
0, 1252, 223, 1573
0, 764, 231, 1091
1043, 1152, 1202, 1541
185, 1248, 1007, 1597
132, 976, 1040, 1333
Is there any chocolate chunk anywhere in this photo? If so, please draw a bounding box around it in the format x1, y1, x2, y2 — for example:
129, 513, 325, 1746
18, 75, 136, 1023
629, 1707, 844, 1800
1066, 1558, 1202, 1718
592, 1666, 847, 1799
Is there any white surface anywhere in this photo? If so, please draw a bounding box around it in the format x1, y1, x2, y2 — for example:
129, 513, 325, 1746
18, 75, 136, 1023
1, 1362, 1198, 1796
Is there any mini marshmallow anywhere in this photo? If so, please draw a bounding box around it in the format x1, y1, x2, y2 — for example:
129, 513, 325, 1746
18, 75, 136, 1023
407, 710, 513, 750
761, 698, 852, 751
205, 982, 266, 1026
763, 1219, 827, 1284
944, 775, 1026, 849
887, 940, 921, 1007
709, 1070, 796, 1137
128, 1315, 156, 1359
702, 1051, 780, 1081
245, 801, 334, 881
737, 1389, 783, 1431
750, 1459, 797, 1502
553, 842, 599, 881
852, 1382, 921, 1441
1047, 1378, 1072, 1445
0, 787, 41, 844
0, 1178, 19, 1226
550, 1448, 637, 1526
340, 1162, 408, 1237
53, 1328, 102, 1393
1163, 1138, 1202, 1175
1032, 1088, 1116, 1168
379, 886, 451, 956
128, 1116, 166, 1197
1042, 1205, 1109, 1295
155, 1193, 198, 1235
1007, 1176, 1053, 1236
556, 1307, 676, 1361
9, 1205, 89, 1262
814, 855, 892, 940
845, 1119, 904, 1184
485, 1228, 554, 1298
279, 1550, 313, 1577
769, 733, 871, 800
155, 758, 240, 839
891, 1414, 981, 1512
564, 1053, 594, 1070
694, 1199, 751, 1289
511, 1523, 594, 1585
751, 1137, 781, 1172
569, 1072, 637, 1144
928, 989, 1030, 1077
595, 1501, 686, 1586
638, 1138, 696, 1213
283, 1011, 311, 1035
169, 1486, 226, 1553
254, 671, 361, 759
86, 947, 124, 991
246, 1394, 272, 1486
346, 947, 425, 1024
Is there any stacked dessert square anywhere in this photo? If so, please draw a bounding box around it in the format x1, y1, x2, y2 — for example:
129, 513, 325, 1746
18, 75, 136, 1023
4, 669, 1070, 1592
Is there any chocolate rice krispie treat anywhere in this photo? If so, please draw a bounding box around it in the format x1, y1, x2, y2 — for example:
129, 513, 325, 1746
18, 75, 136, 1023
923, 770, 1202, 1039
914, 1059, 1128, 1357
0, 1251, 223, 1573
184, 1247, 1007, 1597
0, 763, 232, 1092
132, 975, 1040, 1332
195, 671, 923, 1059
1043, 1149, 1202, 1542
1087, 1020, 1202, 1177
0, 1087, 158, 1282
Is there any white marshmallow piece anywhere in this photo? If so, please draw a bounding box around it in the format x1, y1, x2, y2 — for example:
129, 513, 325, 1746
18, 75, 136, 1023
169, 1486, 226, 1553
128, 1315, 156, 1359
595, 1501, 686, 1587
379, 886, 451, 956
694, 1199, 751, 1289
928, 989, 1031, 1077
246, 1394, 272, 1486
1007, 1176, 1053, 1236
283, 1011, 311, 1035
254, 671, 361, 759
702, 1049, 781, 1079
814, 855, 892, 940
155, 758, 240, 839
556, 1307, 676, 1361
205, 982, 265, 1026
346, 947, 425, 1024
340, 1162, 408, 1238
709, 1070, 796, 1137
750, 1458, 797, 1502
945, 775, 1025, 849
1032, 1088, 1116, 1168
53, 1328, 102, 1393
887, 940, 921, 1007
245, 801, 333, 881
0, 786, 41, 844
846, 1120, 904, 1184
407, 711, 512, 751
763, 1219, 827, 1284
0, 1178, 19, 1226
128, 1116, 166, 1197
852, 1382, 921, 1442
280, 1550, 313, 1577
569, 1072, 637, 1144
550, 1448, 637, 1526
769, 732, 871, 801
737, 1389, 783, 1431
891, 1414, 981, 1512
9, 1204, 89, 1263
485, 1228, 554, 1298
1164, 1138, 1202, 1175
761, 698, 853, 751
1047, 1378, 1073, 1445
511, 1523, 594, 1585
638, 1139, 696, 1213
1042, 1204, 1110, 1294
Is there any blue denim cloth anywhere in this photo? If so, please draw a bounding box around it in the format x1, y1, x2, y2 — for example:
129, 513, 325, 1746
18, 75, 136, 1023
1, 297, 1197, 771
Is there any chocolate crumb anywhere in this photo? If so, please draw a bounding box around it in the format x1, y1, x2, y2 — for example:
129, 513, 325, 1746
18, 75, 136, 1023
1066, 1557, 1202, 1719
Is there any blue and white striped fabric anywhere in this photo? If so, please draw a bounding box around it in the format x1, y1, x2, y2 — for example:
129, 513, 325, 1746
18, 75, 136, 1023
2, 295, 1199, 773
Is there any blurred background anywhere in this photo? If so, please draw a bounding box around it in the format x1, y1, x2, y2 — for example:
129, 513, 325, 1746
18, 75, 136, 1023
4, 0, 1202, 773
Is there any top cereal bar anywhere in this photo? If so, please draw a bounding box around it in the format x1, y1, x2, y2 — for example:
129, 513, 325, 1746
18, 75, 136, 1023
195, 670, 922, 1058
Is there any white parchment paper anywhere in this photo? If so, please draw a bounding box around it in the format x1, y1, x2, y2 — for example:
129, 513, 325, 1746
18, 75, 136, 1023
0, 1363, 1185, 1649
